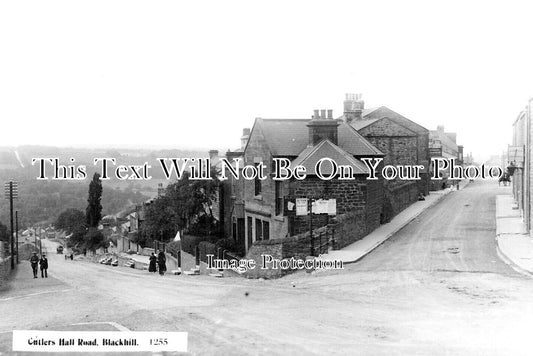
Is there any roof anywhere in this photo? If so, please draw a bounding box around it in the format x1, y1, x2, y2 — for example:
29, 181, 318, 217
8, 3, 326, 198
254, 118, 383, 157
349, 118, 380, 130
430, 129, 458, 152
291, 140, 369, 176
362, 106, 428, 134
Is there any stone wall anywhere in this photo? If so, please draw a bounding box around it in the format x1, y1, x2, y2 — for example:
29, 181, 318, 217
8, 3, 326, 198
288, 176, 382, 238
385, 181, 420, 221
0, 257, 13, 288
242, 209, 377, 279
242, 239, 284, 279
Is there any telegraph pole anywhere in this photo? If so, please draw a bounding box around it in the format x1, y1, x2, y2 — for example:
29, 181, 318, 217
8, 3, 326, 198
15, 211, 19, 264
4, 181, 18, 270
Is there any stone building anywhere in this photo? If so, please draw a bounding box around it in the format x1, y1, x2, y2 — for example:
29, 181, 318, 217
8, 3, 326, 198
221, 109, 384, 252
339, 94, 430, 221
511, 104, 530, 232
428, 125, 464, 190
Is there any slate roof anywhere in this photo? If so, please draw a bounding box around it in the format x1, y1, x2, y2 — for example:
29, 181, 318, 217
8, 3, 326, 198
291, 140, 369, 176
430, 129, 458, 151
338, 106, 429, 133
349, 119, 380, 131
255, 118, 383, 157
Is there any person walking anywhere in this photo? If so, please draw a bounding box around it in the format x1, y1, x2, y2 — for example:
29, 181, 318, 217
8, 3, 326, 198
149, 252, 157, 273
30, 252, 39, 278
157, 250, 166, 276
39, 254, 48, 278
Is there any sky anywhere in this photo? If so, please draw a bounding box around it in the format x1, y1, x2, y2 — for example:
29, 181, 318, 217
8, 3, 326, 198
1, 0, 532, 162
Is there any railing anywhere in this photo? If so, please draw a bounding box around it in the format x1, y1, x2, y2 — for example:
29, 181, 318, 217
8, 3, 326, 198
313, 228, 335, 256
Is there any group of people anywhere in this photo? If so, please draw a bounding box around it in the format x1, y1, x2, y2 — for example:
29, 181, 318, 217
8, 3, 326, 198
148, 250, 167, 275
29, 252, 48, 278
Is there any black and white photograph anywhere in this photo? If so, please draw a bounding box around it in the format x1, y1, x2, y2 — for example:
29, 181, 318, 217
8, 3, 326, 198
1, 1, 533, 355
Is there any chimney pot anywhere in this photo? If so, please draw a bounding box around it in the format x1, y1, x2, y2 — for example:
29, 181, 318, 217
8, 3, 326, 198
313, 109, 319, 119
320, 109, 326, 119
242, 128, 251, 136
327, 109, 333, 119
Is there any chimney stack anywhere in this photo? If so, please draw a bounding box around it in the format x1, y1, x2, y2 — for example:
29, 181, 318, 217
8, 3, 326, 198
307, 109, 339, 146
343, 93, 364, 122
241, 128, 251, 150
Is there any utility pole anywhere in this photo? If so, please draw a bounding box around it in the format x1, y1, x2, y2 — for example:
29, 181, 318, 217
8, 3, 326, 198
4, 181, 18, 270
15, 211, 19, 264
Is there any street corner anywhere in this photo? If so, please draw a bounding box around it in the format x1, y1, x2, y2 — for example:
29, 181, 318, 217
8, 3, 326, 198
496, 234, 533, 278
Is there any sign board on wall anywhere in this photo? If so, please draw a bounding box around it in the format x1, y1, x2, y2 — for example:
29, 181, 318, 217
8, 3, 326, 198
295, 198, 308, 216
284, 197, 337, 216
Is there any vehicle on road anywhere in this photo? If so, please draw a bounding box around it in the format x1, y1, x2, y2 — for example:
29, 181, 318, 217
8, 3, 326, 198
56, 245, 64, 254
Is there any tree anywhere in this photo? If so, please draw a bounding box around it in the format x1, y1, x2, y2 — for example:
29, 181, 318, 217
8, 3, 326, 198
55, 209, 86, 234
86, 173, 103, 228
0, 221, 8, 243
140, 168, 220, 244
85, 229, 105, 251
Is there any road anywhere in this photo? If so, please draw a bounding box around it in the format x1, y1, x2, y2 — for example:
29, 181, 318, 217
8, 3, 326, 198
2, 180, 533, 355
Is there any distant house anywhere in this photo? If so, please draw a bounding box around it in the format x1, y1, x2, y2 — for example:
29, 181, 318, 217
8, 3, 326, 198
429, 125, 464, 190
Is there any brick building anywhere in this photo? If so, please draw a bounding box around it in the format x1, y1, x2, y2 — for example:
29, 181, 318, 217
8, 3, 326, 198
339, 94, 430, 220
221, 109, 384, 252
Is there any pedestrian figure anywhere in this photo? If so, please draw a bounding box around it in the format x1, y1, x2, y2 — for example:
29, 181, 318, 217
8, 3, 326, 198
149, 252, 157, 273
30, 252, 39, 278
40, 254, 48, 278
70, 253, 73, 260
157, 250, 166, 276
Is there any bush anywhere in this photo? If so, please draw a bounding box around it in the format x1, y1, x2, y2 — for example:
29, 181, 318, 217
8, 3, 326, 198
188, 215, 220, 237
198, 241, 217, 263
180, 234, 216, 255
215, 238, 236, 252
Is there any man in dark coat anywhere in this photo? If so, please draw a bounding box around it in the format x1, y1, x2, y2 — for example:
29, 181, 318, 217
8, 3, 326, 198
30, 252, 39, 278
39, 254, 48, 278
157, 250, 166, 276
148, 252, 157, 273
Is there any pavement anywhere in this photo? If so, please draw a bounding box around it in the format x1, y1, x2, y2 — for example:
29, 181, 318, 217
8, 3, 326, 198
321, 181, 468, 263
495, 186, 533, 276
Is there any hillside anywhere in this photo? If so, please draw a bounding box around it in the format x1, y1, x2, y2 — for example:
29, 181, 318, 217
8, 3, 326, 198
0, 145, 208, 228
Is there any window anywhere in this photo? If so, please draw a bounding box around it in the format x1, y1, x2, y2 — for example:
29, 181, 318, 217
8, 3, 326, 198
247, 217, 253, 249
263, 221, 269, 240
254, 163, 262, 196
255, 218, 262, 241
275, 181, 283, 215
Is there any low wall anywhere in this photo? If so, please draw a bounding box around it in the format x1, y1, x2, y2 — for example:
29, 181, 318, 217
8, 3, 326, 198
19, 243, 40, 261
0, 257, 13, 288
